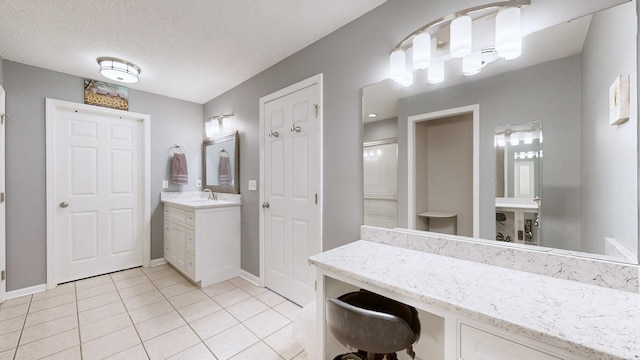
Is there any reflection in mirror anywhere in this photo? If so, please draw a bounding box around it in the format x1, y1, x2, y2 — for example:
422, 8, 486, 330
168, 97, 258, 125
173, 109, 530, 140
363, 139, 398, 228
362, 0, 638, 263
203, 131, 239, 194
495, 121, 542, 245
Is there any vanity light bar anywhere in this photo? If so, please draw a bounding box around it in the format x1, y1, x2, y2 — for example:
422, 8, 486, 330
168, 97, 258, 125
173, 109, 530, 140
389, 0, 530, 86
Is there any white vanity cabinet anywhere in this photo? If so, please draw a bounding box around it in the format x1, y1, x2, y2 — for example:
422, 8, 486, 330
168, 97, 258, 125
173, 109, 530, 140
163, 203, 240, 287
459, 324, 562, 360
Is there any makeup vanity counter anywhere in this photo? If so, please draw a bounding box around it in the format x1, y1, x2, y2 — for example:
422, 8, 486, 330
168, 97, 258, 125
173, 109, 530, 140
310, 240, 640, 360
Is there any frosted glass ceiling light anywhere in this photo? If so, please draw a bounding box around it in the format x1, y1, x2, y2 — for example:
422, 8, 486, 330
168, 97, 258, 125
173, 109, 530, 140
427, 62, 445, 84
496, 7, 522, 60
399, 72, 414, 87
390, 49, 407, 83
412, 32, 431, 70
450, 15, 472, 58
496, 133, 506, 147
97, 57, 141, 83
462, 51, 482, 76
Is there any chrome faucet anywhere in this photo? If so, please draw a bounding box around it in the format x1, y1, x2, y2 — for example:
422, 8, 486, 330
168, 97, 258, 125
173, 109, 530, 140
202, 189, 214, 200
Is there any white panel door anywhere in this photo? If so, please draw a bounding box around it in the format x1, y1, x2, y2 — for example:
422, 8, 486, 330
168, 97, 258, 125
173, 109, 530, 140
514, 160, 535, 199
263, 81, 320, 306
0, 85, 5, 303
53, 106, 143, 284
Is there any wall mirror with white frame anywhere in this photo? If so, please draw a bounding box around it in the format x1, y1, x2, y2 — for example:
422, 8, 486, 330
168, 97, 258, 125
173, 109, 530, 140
203, 131, 239, 194
362, 0, 638, 263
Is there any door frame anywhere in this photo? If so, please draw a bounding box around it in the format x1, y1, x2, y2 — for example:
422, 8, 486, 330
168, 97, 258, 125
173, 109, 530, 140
407, 104, 480, 237
0, 85, 5, 303
45, 99, 151, 289
258, 73, 323, 287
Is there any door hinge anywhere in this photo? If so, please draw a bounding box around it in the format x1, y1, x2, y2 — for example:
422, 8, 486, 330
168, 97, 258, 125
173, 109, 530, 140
1, 270, 5, 281
0, 114, 5, 125
0, 193, 4, 203
313, 104, 319, 118
315, 193, 317, 204
314, 280, 317, 291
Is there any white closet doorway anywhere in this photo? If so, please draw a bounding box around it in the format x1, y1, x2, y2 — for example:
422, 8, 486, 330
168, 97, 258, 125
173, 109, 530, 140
260, 74, 322, 306
46, 99, 151, 288
0, 85, 5, 303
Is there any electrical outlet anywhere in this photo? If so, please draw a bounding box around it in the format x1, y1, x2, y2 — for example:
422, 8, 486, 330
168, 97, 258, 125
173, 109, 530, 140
248, 180, 257, 191
196, 179, 202, 187
162, 180, 169, 189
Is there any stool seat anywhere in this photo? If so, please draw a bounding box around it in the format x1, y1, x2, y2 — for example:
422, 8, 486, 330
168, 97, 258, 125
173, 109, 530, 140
326, 290, 420, 356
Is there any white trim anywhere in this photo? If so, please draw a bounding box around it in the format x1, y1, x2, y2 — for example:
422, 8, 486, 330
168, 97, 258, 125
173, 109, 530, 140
6, 284, 47, 300
0, 85, 5, 303
407, 104, 480, 238
45, 99, 151, 290
258, 73, 324, 288
149, 258, 168, 267
239, 269, 261, 286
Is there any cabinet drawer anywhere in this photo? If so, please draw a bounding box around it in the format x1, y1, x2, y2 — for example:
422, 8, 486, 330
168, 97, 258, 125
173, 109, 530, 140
186, 229, 195, 252
186, 211, 195, 226
166, 206, 187, 224
185, 252, 195, 278
460, 324, 562, 360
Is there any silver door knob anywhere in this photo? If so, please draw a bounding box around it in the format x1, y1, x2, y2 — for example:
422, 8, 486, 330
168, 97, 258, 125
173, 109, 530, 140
59, 202, 69, 208
262, 202, 270, 209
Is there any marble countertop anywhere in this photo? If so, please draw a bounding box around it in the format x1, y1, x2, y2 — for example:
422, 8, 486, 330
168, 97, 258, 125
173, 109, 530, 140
309, 240, 640, 360
161, 198, 240, 210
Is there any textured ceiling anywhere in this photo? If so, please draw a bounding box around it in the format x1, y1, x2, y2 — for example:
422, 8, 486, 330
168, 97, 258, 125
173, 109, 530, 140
0, 0, 386, 104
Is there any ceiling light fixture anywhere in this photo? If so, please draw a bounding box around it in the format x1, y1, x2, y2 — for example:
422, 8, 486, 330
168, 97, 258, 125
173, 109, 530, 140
97, 57, 141, 83
389, 0, 529, 87
206, 114, 234, 137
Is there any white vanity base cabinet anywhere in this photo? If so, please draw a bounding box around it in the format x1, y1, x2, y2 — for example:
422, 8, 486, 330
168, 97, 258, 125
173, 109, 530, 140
164, 204, 240, 287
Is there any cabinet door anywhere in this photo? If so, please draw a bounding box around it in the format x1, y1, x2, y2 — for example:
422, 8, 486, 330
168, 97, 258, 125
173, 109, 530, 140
460, 324, 562, 360
172, 224, 187, 271
164, 221, 172, 262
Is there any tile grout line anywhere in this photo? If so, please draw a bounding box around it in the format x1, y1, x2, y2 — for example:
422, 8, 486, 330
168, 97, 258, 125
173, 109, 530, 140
10, 294, 32, 360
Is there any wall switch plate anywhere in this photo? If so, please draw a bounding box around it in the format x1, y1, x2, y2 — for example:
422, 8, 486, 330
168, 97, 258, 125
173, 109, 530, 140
248, 180, 257, 191
196, 179, 202, 187
162, 180, 169, 189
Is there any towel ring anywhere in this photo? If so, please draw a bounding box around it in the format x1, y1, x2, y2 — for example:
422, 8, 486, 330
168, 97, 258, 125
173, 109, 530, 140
170, 144, 185, 154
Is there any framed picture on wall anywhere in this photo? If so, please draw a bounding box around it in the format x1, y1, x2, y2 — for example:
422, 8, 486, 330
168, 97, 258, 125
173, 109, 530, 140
84, 79, 129, 111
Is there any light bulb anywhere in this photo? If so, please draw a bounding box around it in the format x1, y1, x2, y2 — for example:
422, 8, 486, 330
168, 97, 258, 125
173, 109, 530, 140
390, 49, 407, 82
496, 7, 522, 60
450, 15, 472, 58
462, 51, 482, 76
524, 132, 533, 144
412, 32, 431, 70
427, 62, 445, 84
510, 133, 519, 146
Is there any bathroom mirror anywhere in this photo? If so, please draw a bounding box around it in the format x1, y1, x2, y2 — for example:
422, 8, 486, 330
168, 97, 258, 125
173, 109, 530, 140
362, 0, 638, 263
495, 121, 542, 245
203, 131, 239, 194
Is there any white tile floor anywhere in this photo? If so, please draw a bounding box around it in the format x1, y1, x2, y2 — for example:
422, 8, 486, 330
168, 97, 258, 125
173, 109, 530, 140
0, 265, 309, 360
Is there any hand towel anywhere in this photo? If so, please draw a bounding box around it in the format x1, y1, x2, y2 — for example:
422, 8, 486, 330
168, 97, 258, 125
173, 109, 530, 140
171, 153, 188, 184
218, 155, 232, 186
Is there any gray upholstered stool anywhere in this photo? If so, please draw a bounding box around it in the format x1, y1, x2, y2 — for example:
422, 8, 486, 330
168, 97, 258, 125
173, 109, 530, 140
326, 290, 421, 360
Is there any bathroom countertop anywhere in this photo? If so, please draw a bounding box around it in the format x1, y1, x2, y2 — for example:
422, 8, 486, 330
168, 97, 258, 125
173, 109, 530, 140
161, 198, 241, 210
309, 240, 640, 360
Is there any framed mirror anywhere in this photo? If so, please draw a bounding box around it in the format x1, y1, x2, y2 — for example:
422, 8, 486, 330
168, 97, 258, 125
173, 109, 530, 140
362, 0, 638, 263
203, 131, 239, 194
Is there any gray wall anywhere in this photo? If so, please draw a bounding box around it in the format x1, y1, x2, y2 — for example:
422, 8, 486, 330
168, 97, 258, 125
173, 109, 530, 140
3, 60, 203, 291
203, 0, 516, 276
581, 1, 638, 256
363, 117, 398, 142
397, 56, 583, 251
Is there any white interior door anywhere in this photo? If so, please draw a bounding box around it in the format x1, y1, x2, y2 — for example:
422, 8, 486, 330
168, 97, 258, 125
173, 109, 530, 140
514, 160, 535, 199
0, 85, 5, 303
262, 77, 321, 306
48, 100, 145, 285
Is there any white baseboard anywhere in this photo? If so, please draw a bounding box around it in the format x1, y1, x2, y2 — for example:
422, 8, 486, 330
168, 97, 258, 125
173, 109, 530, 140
149, 258, 167, 267
239, 269, 261, 286
6, 284, 47, 300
